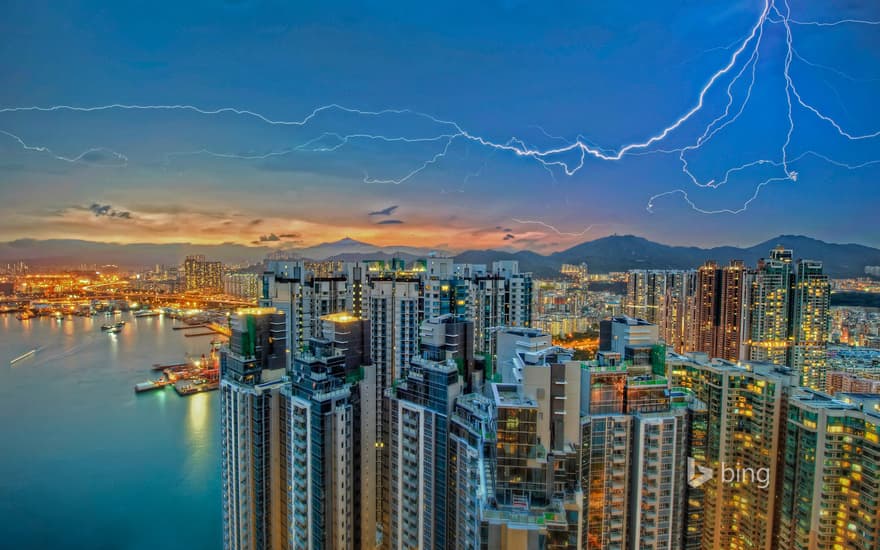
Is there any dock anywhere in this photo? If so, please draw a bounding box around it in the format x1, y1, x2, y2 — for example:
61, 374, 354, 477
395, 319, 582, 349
174, 379, 219, 396
172, 324, 207, 331
152, 361, 187, 371
184, 331, 216, 337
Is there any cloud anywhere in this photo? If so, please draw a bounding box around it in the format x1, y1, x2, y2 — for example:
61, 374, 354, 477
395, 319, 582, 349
376, 219, 404, 225
88, 203, 132, 219
249, 218, 263, 226
502, 228, 513, 233
278, 233, 300, 239
259, 233, 281, 242
503, 233, 516, 241
369, 205, 399, 216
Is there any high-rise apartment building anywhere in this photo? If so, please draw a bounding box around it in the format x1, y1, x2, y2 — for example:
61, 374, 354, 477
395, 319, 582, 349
220, 308, 287, 550
280, 313, 371, 550
447, 393, 495, 550
184, 254, 223, 293
625, 270, 669, 326
224, 271, 261, 300
778, 391, 880, 550
598, 315, 660, 356
789, 259, 831, 390
385, 358, 462, 550
747, 247, 794, 365
260, 260, 350, 364
669, 355, 799, 550
365, 271, 422, 545
716, 260, 747, 361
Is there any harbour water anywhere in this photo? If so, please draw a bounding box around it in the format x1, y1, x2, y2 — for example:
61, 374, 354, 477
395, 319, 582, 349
0, 312, 221, 549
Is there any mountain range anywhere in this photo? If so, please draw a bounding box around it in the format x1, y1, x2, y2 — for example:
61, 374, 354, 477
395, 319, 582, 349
1, 235, 878, 278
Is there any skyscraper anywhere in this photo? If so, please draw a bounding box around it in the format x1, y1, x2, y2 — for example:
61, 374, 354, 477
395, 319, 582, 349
385, 358, 462, 549
789, 259, 831, 390
716, 260, 747, 362
693, 261, 720, 357
447, 393, 495, 550
365, 271, 422, 544
220, 308, 287, 550
778, 391, 880, 550
184, 254, 223, 293
747, 247, 793, 365
281, 314, 370, 550
261, 261, 349, 364
669, 355, 798, 550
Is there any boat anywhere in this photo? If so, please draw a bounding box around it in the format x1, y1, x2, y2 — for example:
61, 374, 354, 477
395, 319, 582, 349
101, 324, 114, 330
10, 348, 38, 365
134, 310, 160, 318
108, 326, 122, 334
134, 379, 170, 393
115, 321, 126, 327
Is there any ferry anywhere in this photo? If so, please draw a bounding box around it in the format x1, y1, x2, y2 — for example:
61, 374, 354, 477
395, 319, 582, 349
134, 378, 170, 393
134, 311, 159, 318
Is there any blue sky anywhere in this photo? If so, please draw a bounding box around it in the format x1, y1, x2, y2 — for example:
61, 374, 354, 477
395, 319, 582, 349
1, 0, 878, 251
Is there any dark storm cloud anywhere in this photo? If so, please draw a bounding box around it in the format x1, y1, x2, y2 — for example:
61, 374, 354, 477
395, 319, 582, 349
278, 233, 300, 239
369, 205, 399, 216
88, 203, 132, 219
376, 219, 404, 225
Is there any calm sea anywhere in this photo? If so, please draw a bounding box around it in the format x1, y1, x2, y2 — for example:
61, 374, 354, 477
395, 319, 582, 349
0, 312, 221, 549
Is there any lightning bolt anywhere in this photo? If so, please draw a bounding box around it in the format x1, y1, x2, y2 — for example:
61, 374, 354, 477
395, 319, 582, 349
511, 219, 602, 237
0, 129, 128, 166
1, 0, 878, 217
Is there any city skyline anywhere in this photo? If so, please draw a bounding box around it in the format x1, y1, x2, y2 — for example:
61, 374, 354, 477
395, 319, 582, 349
2, 1, 880, 251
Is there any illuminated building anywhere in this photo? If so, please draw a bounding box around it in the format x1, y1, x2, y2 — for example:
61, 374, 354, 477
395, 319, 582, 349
184, 254, 223, 293
561, 262, 589, 284
419, 314, 476, 390
716, 260, 747, 362
483, 380, 583, 549
625, 270, 669, 326
625, 269, 698, 354
789, 259, 831, 391
598, 315, 660, 356
422, 258, 471, 321
447, 393, 494, 550
220, 308, 287, 550
580, 352, 690, 550
469, 260, 533, 357
365, 271, 422, 544
669, 354, 798, 550
693, 261, 720, 357
747, 247, 793, 365
260, 261, 349, 366
385, 358, 462, 550
224, 271, 260, 300
778, 391, 880, 550
280, 314, 371, 550
826, 370, 880, 394
662, 270, 697, 355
